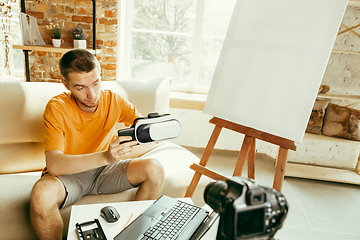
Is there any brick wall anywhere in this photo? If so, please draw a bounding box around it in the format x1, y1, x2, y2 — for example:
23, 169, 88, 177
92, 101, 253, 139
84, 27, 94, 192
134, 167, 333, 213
24, 0, 118, 82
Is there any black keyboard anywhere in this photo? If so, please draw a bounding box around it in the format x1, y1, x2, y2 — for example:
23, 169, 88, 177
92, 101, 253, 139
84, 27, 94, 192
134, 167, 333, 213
141, 201, 200, 240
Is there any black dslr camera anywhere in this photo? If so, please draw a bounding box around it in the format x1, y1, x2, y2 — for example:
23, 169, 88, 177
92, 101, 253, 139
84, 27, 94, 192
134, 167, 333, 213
204, 177, 288, 240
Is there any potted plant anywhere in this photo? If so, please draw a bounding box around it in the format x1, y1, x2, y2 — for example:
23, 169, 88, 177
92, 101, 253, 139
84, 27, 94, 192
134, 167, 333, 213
46, 22, 62, 47
70, 26, 88, 49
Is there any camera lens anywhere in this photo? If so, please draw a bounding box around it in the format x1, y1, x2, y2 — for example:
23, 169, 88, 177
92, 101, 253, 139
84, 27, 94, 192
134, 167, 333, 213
204, 181, 228, 213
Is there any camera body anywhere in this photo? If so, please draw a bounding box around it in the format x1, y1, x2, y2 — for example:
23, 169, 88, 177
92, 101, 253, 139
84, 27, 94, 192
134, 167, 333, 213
118, 113, 181, 144
204, 177, 288, 240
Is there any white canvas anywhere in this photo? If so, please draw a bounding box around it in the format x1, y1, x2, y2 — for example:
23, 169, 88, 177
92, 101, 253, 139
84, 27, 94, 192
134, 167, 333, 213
203, 0, 348, 143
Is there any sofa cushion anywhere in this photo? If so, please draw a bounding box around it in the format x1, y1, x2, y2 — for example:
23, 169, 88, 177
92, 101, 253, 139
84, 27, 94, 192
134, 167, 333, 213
0, 142, 45, 174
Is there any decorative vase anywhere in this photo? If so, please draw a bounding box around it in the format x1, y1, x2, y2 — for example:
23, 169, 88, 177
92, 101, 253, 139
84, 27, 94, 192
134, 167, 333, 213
52, 39, 61, 47
73, 39, 87, 49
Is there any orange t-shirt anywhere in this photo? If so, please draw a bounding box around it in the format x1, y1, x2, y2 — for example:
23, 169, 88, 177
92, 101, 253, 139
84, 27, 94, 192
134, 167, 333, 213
43, 89, 141, 155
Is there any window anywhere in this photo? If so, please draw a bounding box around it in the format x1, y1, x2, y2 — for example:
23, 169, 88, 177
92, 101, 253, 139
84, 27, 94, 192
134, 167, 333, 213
118, 0, 236, 94
0, 0, 24, 79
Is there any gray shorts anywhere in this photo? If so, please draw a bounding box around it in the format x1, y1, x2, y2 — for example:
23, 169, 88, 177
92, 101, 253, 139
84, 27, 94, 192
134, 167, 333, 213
57, 159, 134, 209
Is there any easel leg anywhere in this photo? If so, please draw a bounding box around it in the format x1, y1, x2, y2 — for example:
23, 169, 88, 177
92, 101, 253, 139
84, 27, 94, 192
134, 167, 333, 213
355, 155, 360, 175
273, 147, 289, 191
185, 125, 223, 198
233, 136, 253, 176
247, 138, 256, 179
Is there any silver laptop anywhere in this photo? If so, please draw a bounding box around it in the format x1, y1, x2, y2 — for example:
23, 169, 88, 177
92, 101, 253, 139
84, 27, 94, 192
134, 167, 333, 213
114, 195, 211, 240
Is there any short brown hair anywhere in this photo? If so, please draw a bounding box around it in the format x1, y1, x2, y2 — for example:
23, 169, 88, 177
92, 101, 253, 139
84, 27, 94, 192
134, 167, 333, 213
59, 49, 100, 82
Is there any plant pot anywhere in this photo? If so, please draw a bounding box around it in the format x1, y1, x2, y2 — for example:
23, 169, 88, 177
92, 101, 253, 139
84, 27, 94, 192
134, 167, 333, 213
73, 39, 87, 49
52, 39, 61, 47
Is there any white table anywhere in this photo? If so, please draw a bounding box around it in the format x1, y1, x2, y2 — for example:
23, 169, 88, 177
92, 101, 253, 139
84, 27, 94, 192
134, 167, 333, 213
67, 198, 217, 240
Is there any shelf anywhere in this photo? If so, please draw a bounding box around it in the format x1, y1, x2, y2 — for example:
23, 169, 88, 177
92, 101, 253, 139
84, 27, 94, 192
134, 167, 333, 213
304, 132, 360, 144
13, 45, 102, 54
317, 93, 360, 101
285, 163, 360, 185
332, 49, 360, 55
348, 0, 360, 7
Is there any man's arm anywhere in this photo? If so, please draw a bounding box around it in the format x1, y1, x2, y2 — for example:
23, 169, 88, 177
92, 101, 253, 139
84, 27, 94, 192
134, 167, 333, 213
46, 136, 137, 176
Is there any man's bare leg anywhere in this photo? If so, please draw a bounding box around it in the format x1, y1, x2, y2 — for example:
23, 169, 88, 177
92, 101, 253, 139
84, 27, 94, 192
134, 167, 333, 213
30, 175, 67, 240
126, 158, 165, 200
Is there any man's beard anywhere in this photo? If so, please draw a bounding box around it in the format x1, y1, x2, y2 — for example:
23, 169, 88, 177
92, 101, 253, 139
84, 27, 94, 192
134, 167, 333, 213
75, 97, 100, 110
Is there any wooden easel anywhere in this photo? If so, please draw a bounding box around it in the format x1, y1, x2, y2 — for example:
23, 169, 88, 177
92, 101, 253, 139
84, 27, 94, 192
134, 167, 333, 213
185, 117, 297, 197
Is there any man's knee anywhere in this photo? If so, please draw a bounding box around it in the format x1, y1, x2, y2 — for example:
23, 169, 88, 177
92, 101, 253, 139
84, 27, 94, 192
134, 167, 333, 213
30, 176, 65, 213
127, 158, 165, 188
142, 158, 165, 183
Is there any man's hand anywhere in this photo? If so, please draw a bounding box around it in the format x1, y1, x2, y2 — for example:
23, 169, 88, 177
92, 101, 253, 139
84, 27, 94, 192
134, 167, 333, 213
106, 136, 138, 164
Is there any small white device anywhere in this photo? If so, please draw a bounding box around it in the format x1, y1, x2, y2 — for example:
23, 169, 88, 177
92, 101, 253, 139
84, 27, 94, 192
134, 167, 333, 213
118, 113, 181, 144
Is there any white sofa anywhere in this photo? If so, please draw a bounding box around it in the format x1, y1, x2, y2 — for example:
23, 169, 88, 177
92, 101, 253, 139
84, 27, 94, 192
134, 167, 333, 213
0, 78, 210, 239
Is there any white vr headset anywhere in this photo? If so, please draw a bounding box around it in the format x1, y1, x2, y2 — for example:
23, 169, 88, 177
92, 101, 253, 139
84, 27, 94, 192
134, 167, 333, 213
118, 113, 181, 144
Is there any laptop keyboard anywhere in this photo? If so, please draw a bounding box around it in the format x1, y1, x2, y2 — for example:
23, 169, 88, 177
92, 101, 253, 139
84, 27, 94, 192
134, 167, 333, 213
140, 201, 200, 240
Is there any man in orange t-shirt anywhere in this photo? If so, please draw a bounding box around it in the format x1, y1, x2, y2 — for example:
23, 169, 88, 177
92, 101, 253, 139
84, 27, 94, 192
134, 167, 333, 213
30, 49, 165, 240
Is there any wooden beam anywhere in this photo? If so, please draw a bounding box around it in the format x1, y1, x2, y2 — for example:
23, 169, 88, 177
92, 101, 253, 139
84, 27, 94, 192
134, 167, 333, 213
356, 155, 360, 175
233, 135, 253, 176
248, 139, 256, 179
189, 163, 228, 182
332, 49, 360, 55
338, 23, 360, 36
209, 117, 297, 151
273, 147, 289, 191
340, 23, 360, 39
